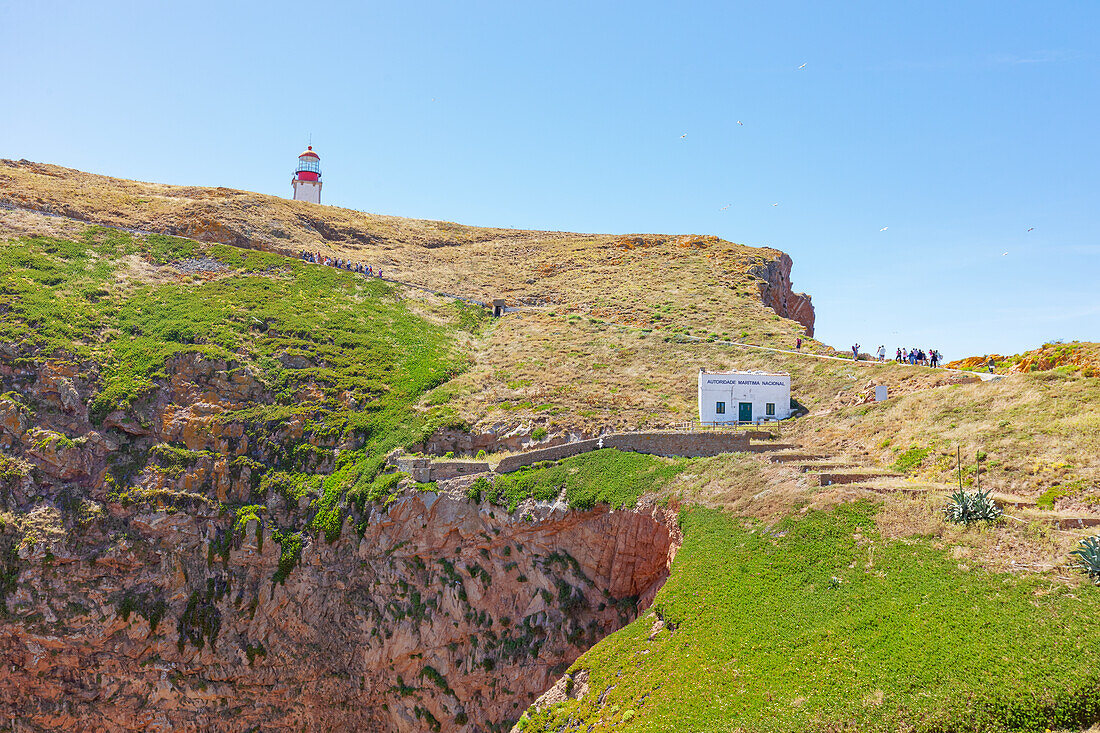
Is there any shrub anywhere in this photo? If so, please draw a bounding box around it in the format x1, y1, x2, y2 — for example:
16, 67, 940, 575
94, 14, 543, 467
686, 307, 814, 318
1070, 536, 1100, 583
466, 476, 491, 502
476, 449, 487, 459
944, 488, 1002, 525
892, 446, 931, 473
531, 427, 548, 441
271, 530, 304, 584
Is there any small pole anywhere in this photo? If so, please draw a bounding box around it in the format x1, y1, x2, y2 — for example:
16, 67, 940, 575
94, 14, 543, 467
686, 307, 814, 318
957, 446, 963, 491
975, 449, 981, 493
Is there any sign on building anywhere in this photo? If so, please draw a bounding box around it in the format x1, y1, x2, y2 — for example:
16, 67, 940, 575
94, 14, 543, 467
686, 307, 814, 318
697, 369, 792, 424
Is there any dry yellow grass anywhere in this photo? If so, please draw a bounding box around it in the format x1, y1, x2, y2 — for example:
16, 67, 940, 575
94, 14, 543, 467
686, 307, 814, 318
432, 311, 976, 434
5, 160, 1097, 522
0, 159, 813, 347
792, 371, 1100, 504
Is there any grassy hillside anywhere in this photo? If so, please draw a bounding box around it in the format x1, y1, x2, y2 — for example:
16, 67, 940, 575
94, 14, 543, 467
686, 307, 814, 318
0, 219, 479, 552
790, 371, 1100, 507
430, 312, 974, 433
5, 163, 1100, 732
519, 503, 1100, 733
0, 159, 814, 351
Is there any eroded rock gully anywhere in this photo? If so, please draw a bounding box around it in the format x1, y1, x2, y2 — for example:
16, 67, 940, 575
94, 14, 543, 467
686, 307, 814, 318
2, 493, 678, 732
0, 352, 681, 732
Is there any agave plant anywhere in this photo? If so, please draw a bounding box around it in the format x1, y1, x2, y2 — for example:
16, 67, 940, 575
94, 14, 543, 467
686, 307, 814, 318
1071, 536, 1100, 583
944, 488, 1003, 525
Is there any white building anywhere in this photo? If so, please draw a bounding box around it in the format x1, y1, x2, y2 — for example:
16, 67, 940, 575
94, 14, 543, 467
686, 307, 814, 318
291, 146, 322, 204
698, 369, 792, 424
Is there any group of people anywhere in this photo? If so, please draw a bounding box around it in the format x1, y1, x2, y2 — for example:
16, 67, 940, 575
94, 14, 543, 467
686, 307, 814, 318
848, 344, 942, 368
298, 250, 382, 278
896, 347, 941, 367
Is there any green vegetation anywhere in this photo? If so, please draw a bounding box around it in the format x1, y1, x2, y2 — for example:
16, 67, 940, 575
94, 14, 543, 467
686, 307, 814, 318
271, 530, 304, 584
524, 504, 1100, 732
471, 450, 687, 512
891, 445, 931, 473
1, 228, 470, 547
1071, 536, 1100, 583
944, 488, 1003, 525
116, 590, 168, 633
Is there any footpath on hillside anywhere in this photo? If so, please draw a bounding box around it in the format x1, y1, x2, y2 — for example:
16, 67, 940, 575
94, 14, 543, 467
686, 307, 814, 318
1, 200, 995, 383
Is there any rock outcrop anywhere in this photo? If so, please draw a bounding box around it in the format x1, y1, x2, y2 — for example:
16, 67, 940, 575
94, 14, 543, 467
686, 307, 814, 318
0, 348, 680, 732
0, 490, 678, 732
750, 253, 815, 336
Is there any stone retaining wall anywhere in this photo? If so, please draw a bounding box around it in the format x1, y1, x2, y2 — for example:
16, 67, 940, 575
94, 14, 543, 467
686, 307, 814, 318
493, 439, 602, 474
602, 431, 751, 458
429, 461, 491, 481
491, 431, 775, 474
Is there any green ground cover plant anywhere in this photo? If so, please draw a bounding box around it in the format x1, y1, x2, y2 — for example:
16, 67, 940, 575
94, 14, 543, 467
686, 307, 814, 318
1, 227, 468, 538
474, 449, 687, 512
521, 503, 1100, 732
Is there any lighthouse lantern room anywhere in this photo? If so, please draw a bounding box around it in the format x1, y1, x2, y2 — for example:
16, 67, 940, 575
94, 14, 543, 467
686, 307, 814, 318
292, 146, 322, 204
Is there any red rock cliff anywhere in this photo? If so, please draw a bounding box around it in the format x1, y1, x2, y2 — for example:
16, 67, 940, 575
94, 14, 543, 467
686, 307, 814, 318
750, 253, 815, 336
0, 351, 680, 732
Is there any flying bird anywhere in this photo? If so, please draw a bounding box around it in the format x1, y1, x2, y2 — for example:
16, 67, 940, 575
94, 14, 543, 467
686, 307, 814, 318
719, 204, 731, 211
772, 203, 779, 207
737, 120, 743, 126
1027, 227, 1035, 232
1002, 252, 1009, 256
680, 133, 688, 139
879, 226, 889, 232
797, 63, 807, 69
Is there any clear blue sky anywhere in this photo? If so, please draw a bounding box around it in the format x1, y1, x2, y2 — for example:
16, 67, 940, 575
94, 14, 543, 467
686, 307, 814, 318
2, 1, 1098, 359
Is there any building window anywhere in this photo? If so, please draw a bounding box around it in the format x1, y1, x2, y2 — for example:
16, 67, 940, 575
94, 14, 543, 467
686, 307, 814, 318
766, 402, 776, 416
715, 401, 725, 415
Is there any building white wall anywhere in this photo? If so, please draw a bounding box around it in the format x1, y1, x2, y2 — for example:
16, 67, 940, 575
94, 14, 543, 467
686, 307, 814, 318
292, 179, 322, 204
697, 371, 791, 423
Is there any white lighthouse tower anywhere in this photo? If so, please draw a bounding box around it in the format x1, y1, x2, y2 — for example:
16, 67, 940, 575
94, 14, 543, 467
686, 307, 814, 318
291, 146, 322, 204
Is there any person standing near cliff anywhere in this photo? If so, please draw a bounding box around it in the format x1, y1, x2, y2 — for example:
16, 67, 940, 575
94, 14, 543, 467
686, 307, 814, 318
852, 343, 860, 361
796, 337, 802, 351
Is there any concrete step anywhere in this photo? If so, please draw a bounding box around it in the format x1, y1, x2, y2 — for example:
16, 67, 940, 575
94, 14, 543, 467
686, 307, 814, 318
843, 482, 931, 496
1003, 512, 1100, 530
811, 470, 898, 487
748, 442, 800, 453
767, 451, 826, 464
793, 461, 856, 473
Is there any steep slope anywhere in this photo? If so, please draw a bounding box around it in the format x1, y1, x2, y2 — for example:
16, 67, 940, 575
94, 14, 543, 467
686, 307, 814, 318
0, 159, 815, 339
0, 222, 701, 731
6, 164, 1100, 733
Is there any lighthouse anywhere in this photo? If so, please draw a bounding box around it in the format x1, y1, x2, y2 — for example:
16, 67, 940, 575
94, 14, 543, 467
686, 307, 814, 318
292, 146, 322, 204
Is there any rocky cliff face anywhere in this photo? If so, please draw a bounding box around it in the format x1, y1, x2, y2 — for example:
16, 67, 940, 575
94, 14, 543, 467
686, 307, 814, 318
750, 254, 815, 336
0, 349, 679, 732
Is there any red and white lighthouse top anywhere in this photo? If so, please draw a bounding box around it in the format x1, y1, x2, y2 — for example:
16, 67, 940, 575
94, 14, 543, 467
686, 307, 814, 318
295, 146, 321, 181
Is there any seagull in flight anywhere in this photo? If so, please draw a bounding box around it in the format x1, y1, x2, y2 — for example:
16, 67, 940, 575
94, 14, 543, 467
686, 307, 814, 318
1002, 251, 1009, 256
1027, 227, 1035, 232
879, 226, 889, 232
719, 204, 731, 211
680, 133, 688, 139
737, 120, 743, 126
772, 203, 779, 207
797, 63, 807, 69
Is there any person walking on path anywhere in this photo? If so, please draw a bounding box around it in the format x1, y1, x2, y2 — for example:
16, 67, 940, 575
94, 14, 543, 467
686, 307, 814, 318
852, 343, 861, 361
987, 356, 996, 374
877, 345, 886, 362
796, 337, 802, 351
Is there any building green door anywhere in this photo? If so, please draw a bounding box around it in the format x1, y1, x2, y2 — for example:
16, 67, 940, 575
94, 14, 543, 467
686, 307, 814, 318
738, 402, 753, 422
